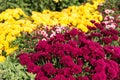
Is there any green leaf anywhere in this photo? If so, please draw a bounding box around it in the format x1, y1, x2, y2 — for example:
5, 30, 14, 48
2, 50, 7, 57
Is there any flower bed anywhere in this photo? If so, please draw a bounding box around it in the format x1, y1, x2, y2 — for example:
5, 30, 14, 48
0, 0, 105, 62
1, 0, 120, 80
18, 26, 120, 80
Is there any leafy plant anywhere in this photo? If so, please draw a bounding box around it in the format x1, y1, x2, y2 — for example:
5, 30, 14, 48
10, 32, 38, 53
0, 0, 87, 15
0, 53, 35, 80
98, 0, 120, 14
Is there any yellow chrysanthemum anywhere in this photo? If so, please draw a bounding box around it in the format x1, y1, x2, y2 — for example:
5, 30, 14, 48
31, 0, 104, 31
0, 56, 6, 62
0, 8, 36, 62
77, 24, 89, 33
6, 47, 18, 55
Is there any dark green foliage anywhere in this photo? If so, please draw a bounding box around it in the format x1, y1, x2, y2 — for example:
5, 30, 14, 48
0, 0, 87, 15
98, 0, 120, 13
2, 50, 7, 57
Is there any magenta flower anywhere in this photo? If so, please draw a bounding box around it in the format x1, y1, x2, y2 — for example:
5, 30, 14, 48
18, 27, 120, 80
92, 72, 106, 80
53, 74, 67, 80
102, 37, 112, 44
60, 56, 74, 67
69, 28, 79, 36
114, 47, 120, 58
35, 76, 48, 80
42, 63, 56, 75
70, 64, 82, 74
18, 53, 31, 65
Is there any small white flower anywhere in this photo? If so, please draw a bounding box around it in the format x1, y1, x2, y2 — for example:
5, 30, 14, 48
104, 16, 109, 20
41, 30, 46, 35
105, 9, 111, 14
50, 30, 56, 38
111, 23, 117, 26
41, 30, 48, 37
109, 20, 114, 23
108, 16, 114, 20
104, 9, 114, 14
44, 34, 48, 38
50, 34, 55, 38
106, 24, 116, 29
102, 21, 109, 25
56, 28, 62, 33
42, 38, 47, 41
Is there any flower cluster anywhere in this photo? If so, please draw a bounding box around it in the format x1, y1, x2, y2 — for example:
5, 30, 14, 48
87, 20, 120, 46
18, 28, 120, 80
104, 9, 114, 14
13, 25, 70, 53
36, 25, 70, 40
0, 8, 37, 62
31, 1, 103, 32
102, 9, 120, 29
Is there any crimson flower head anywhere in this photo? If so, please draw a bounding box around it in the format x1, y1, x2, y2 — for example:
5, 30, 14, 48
102, 37, 112, 44
69, 28, 79, 36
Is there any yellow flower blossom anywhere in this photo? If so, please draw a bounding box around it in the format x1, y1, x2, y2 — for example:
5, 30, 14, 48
77, 24, 89, 32
0, 56, 6, 62
6, 46, 18, 55
0, 44, 3, 50
53, 0, 59, 3
31, 0, 104, 31
0, 50, 2, 54
6, 35, 16, 42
